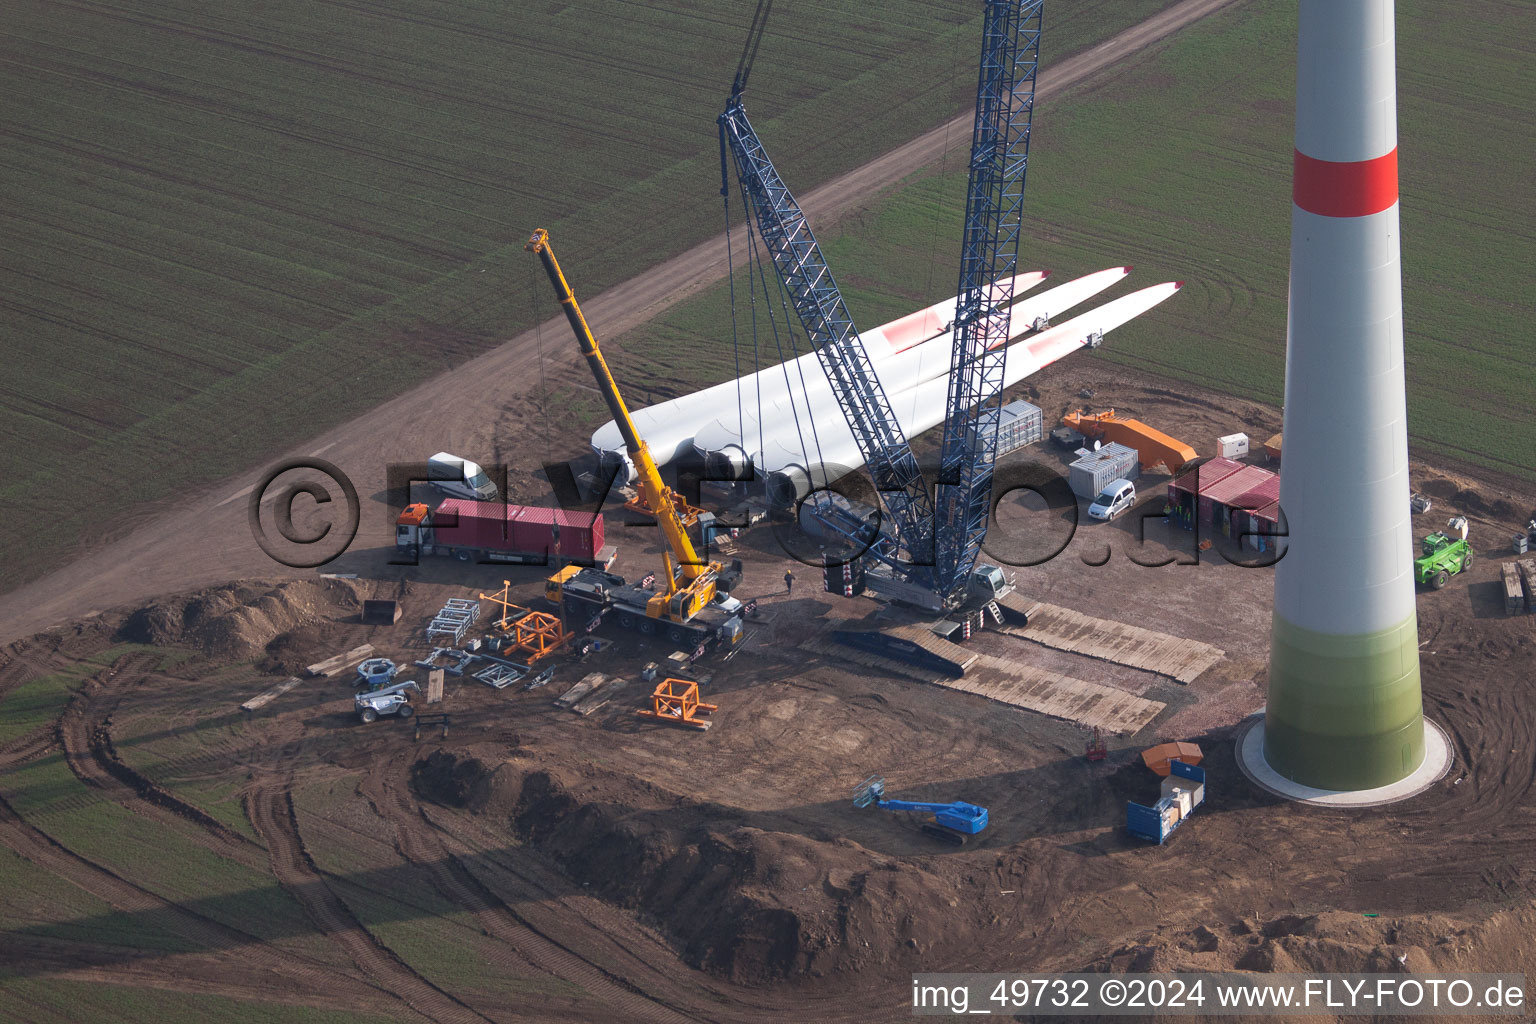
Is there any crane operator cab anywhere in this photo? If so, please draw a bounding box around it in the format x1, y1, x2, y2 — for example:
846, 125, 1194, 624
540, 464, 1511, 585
966, 563, 1009, 605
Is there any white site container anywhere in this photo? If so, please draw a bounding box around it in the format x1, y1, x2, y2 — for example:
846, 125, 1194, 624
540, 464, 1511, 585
1216, 432, 1250, 459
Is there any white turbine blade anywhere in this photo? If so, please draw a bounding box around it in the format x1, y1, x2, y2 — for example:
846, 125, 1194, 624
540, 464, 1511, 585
865, 270, 1052, 355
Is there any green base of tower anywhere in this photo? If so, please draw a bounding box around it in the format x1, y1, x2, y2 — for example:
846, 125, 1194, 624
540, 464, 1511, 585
1263, 614, 1425, 791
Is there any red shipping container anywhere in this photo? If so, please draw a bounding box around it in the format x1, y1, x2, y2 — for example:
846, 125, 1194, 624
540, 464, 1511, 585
431, 499, 514, 549
508, 505, 558, 554
547, 508, 602, 559
433, 503, 546, 555
1249, 498, 1281, 529
1231, 475, 1280, 512
430, 500, 602, 558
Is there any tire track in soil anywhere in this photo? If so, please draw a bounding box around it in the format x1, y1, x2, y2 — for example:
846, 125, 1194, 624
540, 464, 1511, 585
58, 653, 269, 871
0, 790, 385, 1004
247, 776, 493, 1024
359, 769, 705, 1024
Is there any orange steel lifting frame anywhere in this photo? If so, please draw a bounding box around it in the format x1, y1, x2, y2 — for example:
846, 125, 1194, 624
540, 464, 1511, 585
635, 678, 717, 731
480, 581, 574, 664
480, 580, 533, 631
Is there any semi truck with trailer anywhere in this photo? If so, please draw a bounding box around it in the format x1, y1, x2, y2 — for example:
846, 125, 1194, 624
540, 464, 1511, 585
396, 499, 616, 568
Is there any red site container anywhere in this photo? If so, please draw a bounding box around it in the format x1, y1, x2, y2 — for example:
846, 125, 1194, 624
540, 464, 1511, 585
1167, 456, 1243, 506
1197, 465, 1272, 526
1228, 476, 1281, 529
510, 505, 604, 559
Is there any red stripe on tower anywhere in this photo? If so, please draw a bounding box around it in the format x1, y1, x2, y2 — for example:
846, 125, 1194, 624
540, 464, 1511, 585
1292, 148, 1398, 218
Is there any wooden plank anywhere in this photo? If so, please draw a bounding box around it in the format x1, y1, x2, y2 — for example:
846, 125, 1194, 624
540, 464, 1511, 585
305, 643, 374, 678
554, 672, 607, 710
1504, 563, 1525, 616
572, 679, 628, 716
241, 677, 303, 712
941, 655, 1165, 735
1520, 560, 1536, 614
802, 639, 1163, 735
1001, 603, 1223, 683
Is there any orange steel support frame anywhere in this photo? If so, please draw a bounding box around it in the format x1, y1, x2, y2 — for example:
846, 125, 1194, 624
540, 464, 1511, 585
636, 678, 717, 730
512, 611, 571, 664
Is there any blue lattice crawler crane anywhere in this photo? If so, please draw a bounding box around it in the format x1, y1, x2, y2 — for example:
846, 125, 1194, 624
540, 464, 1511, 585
853, 775, 989, 846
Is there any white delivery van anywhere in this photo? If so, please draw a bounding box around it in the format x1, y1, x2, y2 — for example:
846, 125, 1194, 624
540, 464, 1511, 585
1088, 479, 1136, 521
427, 452, 499, 501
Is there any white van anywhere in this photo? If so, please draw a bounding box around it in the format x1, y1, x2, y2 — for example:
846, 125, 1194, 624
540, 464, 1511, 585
1088, 479, 1136, 521
427, 452, 499, 501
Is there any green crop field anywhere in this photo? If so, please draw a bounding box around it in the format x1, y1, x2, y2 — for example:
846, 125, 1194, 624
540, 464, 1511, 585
606, 0, 1535, 483
0, 979, 410, 1024
0, 750, 344, 966
0, 0, 1177, 594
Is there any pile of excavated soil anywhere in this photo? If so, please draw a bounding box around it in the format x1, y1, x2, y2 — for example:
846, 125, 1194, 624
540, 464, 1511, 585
119, 578, 365, 656
1096, 905, 1536, 978
412, 752, 987, 984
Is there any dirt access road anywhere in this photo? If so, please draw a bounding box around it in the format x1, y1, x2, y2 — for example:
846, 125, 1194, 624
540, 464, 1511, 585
0, 0, 1240, 645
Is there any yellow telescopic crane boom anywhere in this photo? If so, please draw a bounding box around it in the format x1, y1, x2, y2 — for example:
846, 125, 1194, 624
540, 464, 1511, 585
525, 229, 720, 617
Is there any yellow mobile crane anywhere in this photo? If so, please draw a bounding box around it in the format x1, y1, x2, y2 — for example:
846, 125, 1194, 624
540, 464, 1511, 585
525, 229, 746, 650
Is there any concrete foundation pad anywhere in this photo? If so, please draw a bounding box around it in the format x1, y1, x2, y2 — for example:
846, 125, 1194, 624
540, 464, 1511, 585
1234, 714, 1452, 807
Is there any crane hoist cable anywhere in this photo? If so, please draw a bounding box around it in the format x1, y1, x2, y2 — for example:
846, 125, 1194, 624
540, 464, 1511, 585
730, 0, 774, 98
724, 166, 746, 450
740, 188, 830, 492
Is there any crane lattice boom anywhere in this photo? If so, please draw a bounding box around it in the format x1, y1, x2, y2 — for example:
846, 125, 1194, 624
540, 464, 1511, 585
936, 0, 1043, 602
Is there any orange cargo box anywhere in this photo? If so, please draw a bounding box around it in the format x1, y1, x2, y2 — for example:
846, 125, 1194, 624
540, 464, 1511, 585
1141, 741, 1204, 777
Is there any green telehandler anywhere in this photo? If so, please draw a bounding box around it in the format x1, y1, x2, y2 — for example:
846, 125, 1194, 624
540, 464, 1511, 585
1414, 521, 1473, 590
